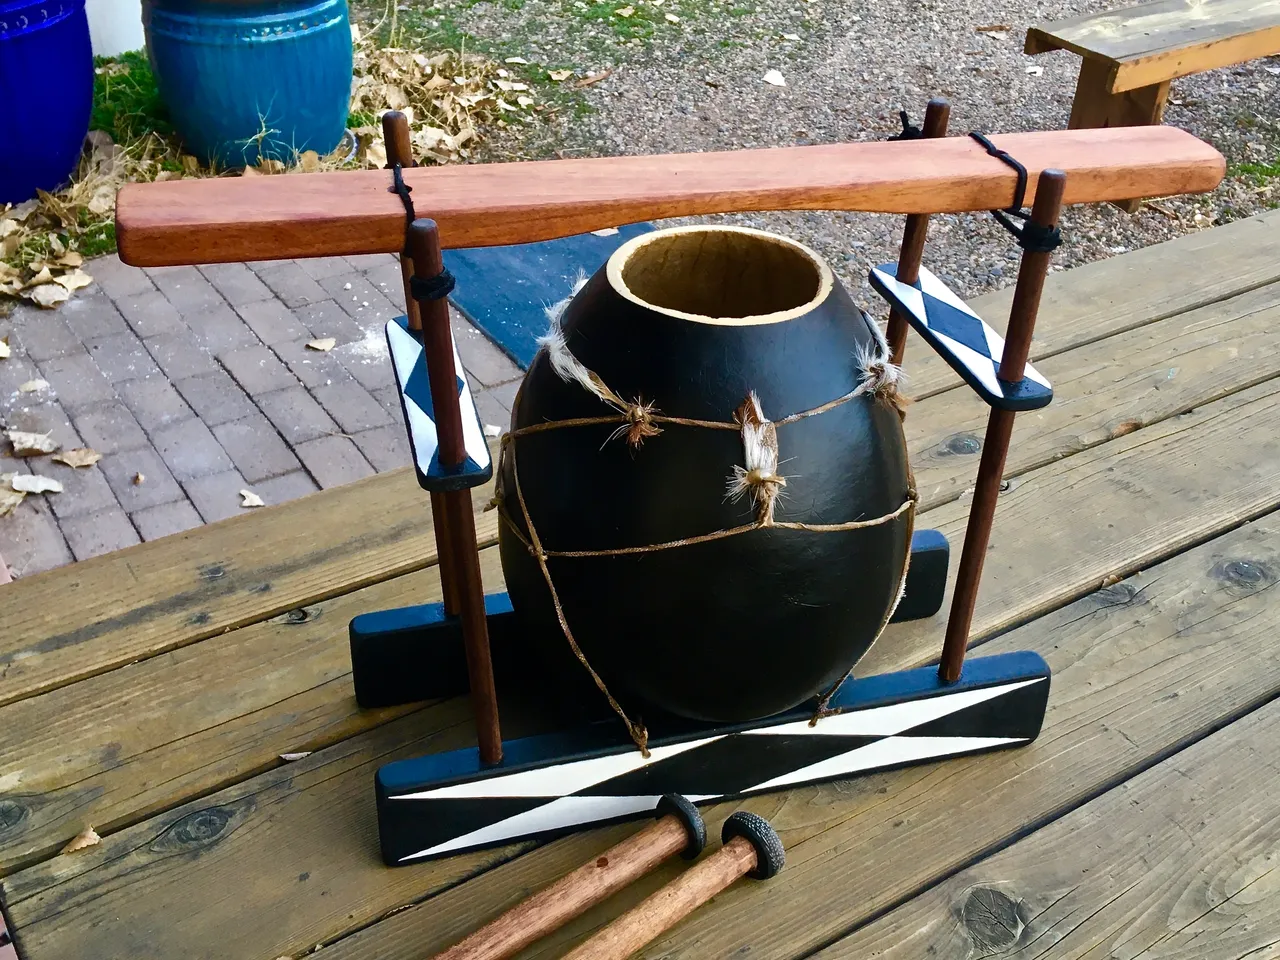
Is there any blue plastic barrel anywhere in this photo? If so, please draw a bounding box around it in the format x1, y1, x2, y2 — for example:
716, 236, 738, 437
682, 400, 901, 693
143, 0, 353, 168
0, 0, 93, 204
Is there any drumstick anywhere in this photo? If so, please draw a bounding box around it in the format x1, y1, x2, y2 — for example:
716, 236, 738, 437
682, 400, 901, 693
430, 795, 706, 960
562, 811, 785, 960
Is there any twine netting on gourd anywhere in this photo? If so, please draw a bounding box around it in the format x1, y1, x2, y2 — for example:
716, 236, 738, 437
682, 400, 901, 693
489, 293, 918, 757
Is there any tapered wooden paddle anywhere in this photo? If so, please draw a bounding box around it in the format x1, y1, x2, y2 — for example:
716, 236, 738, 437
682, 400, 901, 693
116, 126, 1223, 267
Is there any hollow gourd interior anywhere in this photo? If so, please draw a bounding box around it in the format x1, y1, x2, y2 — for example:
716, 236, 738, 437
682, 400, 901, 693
615, 227, 827, 322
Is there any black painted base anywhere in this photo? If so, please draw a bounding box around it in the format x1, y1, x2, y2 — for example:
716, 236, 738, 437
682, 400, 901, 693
350, 529, 950, 710
374, 650, 1050, 865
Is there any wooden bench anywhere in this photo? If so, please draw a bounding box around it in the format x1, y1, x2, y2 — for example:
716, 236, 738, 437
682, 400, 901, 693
1027, 0, 1280, 208
1028, 0, 1280, 130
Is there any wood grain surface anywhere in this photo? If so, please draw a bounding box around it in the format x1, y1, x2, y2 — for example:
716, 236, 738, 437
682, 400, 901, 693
0, 452, 497, 710
3, 278, 1276, 877
5, 378, 1280, 959
816, 685, 1280, 958
115, 127, 1223, 266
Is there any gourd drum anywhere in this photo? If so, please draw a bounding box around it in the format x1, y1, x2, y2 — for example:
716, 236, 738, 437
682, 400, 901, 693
498, 226, 914, 723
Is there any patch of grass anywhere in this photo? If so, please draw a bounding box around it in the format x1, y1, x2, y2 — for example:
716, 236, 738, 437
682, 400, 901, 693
91, 51, 173, 143
1234, 160, 1280, 179
347, 110, 380, 129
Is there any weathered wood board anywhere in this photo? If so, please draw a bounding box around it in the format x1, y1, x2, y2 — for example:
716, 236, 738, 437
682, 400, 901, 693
5, 376, 1280, 958
816, 688, 1280, 958
9, 500, 1276, 960
4, 300, 1279, 877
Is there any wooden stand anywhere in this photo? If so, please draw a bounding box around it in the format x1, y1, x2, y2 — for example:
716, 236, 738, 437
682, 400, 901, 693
110, 103, 1224, 869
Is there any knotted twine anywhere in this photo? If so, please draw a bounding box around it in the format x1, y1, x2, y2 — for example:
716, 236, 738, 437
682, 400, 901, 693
489, 298, 917, 755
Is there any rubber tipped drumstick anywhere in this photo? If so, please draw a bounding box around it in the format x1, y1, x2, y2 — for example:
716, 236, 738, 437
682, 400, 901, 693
562, 811, 785, 960
885, 97, 951, 365
430, 796, 706, 960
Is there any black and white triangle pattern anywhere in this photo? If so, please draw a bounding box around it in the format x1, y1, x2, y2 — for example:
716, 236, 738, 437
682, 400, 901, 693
381, 672, 1048, 863
386, 316, 492, 490
869, 263, 1053, 411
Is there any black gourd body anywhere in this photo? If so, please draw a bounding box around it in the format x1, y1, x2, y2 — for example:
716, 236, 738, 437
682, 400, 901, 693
498, 228, 912, 723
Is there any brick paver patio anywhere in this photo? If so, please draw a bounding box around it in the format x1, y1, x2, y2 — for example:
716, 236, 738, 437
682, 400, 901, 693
0, 253, 523, 579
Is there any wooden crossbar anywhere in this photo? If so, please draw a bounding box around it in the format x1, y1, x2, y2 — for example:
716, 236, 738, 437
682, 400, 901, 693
116, 126, 1223, 267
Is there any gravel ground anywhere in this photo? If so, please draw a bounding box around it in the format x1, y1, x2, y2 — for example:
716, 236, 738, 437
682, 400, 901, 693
374, 0, 1278, 302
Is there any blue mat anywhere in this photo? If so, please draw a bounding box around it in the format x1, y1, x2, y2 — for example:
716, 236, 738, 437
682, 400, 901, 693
443, 222, 655, 369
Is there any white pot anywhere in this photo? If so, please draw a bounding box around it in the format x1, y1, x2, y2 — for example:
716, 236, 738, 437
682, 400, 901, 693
86, 0, 146, 56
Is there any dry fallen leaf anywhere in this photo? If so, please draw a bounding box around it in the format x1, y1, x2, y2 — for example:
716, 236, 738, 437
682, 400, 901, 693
28, 283, 71, 308
0, 485, 25, 517
762, 69, 786, 86
12, 474, 63, 494
576, 68, 614, 88
279, 752, 312, 761
18, 378, 48, 393
53, 447, 102, 468
240, 489, 266, 508
60, 826, 101, 854
7, 430, 58, 455
133, 472, 145, 485
306, 337, 337, 352
976, 23, 1011, 31
548, 69, 574, 81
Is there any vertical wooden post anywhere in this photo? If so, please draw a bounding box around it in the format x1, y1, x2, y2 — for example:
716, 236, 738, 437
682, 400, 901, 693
886, 98, 951, 366
382, 110, 461, 618
407, 218, 503, 765
938, 171, 1066, 684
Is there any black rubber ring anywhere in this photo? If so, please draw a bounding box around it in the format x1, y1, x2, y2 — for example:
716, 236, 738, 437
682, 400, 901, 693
721, 811, 785, 880
656, 794, 707, 860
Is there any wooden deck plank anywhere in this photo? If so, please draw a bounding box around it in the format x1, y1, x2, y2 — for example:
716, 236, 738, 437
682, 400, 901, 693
910, 209, 1280, 401
9, 494, 1280, 960
814, 693, 1280, 958
0, 465, 497, 711
115, 127, 1222, 267
0, 563, 459, 874
320, 517, 1280, 960
4, 284, 1279, 876
909, 277, 1280, 503
5, 378, 1280, 959
1025, 0, 1280, 92
3, 211, 1276, 714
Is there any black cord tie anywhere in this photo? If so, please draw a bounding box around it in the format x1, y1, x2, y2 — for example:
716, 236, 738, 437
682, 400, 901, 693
887, 110, 923, 141
390, 163, 416, 255
410, 269, 456, 302
968, 131, 1062, 253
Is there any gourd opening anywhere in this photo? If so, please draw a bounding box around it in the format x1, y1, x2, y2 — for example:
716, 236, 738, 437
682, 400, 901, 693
608, 225, 833, 326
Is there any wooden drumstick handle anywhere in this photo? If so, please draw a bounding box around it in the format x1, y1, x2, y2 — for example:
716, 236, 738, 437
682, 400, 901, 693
562, 812, 785, 960
431, 796, 706, 960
